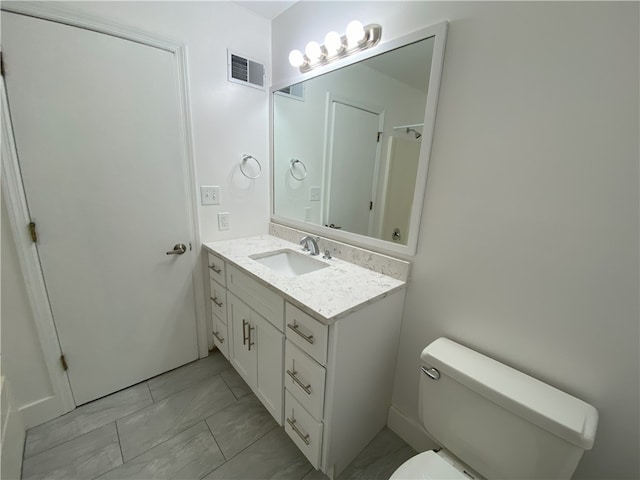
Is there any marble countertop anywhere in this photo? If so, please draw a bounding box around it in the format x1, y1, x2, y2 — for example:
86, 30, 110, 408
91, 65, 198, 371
203, 235, 406, 324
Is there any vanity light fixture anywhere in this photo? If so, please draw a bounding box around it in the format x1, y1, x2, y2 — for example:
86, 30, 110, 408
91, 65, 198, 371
288, 20, 382, 73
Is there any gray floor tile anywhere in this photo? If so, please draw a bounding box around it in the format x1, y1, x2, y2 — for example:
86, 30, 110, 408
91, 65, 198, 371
97, 422, 224, 479
117, 374, 236, 461
24, 383, 152, 458
302, 468, 330, 480
21, 422, 122, 480
148, 351, 231, 402
205, 393, 278, 459
220, 367, 252, 399
336, 428, 416, 480
203, 427, 313, 480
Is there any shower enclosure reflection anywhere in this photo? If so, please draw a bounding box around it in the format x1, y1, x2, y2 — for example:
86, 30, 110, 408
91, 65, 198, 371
273, 36, 434, 246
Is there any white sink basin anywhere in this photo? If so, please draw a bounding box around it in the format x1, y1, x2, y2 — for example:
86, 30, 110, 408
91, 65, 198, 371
250, 249, 328, 278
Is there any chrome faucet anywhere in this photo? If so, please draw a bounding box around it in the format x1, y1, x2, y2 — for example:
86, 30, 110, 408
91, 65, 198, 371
299, 235, 320, 256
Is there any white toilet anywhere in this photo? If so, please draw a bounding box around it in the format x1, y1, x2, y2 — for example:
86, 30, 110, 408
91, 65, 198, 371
390, 338, 598, 479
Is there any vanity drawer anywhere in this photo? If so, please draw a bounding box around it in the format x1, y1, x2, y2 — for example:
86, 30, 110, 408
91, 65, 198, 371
209, 279, 227, 321
227, 264, 284, 332
284, 390, 323, 469
208, 252, 226, 287
285, 303, 328, 365
285, 341, 326, 421
212, 313, 229, 360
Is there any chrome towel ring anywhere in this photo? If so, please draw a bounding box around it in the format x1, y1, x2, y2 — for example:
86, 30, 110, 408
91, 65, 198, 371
290, 158, 307, 181
240, 154, 261, 179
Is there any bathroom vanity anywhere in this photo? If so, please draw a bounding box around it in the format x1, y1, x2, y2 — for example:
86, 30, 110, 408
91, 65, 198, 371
203, 231, 407, 479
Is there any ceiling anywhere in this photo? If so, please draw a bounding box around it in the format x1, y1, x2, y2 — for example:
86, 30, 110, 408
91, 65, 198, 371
362, 36, 435, 94
235, 1, 297, 20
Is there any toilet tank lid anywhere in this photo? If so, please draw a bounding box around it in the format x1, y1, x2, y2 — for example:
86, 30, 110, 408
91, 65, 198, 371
421, 338, 598, 450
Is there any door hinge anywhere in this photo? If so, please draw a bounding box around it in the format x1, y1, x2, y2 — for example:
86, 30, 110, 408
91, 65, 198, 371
60, 354, 69, 371
28, 221, 38, 243
369, 201, 373, 210
0, 52, 4, 77
377, 131, 382, 142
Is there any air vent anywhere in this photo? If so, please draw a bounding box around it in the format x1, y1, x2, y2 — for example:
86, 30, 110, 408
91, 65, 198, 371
275, 82, 304, 101
227, 50, 265, 90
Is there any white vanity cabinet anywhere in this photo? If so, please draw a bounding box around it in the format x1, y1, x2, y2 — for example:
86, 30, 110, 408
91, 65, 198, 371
282, 296, 405, 478
227, 292, 284, 424
208, 252, 285, 425
204, 240, 406, 480
208, 253, 229, 360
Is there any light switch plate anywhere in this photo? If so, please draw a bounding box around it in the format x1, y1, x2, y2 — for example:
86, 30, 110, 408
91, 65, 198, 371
201, 186, 220, 205
309, 186, 321, 201
218, 212, 230, 231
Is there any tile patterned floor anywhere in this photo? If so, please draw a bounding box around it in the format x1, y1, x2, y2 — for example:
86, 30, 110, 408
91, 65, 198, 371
21, 351, 415, 480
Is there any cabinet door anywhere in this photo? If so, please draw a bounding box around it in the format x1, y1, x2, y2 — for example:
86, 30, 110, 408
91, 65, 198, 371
255, 313, 284, 425
229, 294, 257, 388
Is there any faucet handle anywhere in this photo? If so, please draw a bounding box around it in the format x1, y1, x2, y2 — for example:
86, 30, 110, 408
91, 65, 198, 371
299, 236, 310, 251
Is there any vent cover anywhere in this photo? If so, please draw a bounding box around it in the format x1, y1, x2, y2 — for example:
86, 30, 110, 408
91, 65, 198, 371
227, 50, 265, 90
275, 82, 304, 101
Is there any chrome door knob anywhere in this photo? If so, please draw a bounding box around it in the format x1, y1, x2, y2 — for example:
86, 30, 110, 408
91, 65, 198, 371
166, 243, 187, 255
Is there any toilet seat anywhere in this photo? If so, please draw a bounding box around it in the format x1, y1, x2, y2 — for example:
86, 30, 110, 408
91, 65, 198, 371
389, 450, 469, 480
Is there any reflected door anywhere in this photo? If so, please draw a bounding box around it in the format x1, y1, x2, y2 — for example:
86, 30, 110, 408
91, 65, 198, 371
325, 101, 380, 236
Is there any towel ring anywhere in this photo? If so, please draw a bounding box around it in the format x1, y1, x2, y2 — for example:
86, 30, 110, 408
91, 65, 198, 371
239, 154, 261, 179
290, 158, 307, 181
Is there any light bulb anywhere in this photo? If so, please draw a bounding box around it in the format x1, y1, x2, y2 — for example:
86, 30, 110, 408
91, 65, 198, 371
305, 41, 323, 62
346, 20, 366, 48
324, 31, 343, 56
288, 49, 305, 68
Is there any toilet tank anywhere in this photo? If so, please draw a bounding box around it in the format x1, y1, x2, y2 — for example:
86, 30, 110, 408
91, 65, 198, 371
419, 338, 598, 480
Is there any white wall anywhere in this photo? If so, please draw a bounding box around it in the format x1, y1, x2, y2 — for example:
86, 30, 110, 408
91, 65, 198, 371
273, 2, 639, 479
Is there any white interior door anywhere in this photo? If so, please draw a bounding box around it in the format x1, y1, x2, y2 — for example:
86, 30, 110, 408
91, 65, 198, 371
325, 101, 380, 236
3, 12, 199, 405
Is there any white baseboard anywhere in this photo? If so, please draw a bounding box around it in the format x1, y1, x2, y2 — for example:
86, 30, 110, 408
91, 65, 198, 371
387, 404, 438, 453
19, 395, 63, 429
1, 377, 26, 480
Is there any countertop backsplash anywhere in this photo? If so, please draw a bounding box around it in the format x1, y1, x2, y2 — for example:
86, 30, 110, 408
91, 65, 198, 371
269, 223, 410, 282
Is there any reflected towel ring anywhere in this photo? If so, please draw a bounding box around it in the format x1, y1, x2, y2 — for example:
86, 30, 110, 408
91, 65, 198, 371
239, 154, 261, 179
290, 158, 307, 181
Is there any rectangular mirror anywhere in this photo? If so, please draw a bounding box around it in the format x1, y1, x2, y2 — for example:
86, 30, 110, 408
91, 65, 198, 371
271, 22, 448, 256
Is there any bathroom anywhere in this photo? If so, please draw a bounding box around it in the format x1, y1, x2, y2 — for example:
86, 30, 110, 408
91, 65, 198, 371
1, 1, 638, 479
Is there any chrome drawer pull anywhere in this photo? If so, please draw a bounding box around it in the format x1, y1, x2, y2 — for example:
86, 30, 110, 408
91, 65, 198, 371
242, 319, 248, 345
213, 331, 224, 343
287, 322, 314, 344
242, 319, 255, 350
210, 265, 222, 274
211, 297, 223, 308
286, 369, 312, 394
247, 324, 255, 351
286, 417, 310, 445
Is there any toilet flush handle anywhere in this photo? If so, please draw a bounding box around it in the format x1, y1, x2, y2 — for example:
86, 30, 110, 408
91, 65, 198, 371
421, 366, 440, 380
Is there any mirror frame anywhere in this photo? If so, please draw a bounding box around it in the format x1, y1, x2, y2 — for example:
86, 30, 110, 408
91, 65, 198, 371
270, 21, 448, 257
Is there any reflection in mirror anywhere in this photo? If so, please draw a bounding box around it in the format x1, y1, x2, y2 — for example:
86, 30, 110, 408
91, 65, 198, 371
272, 23, 447, 256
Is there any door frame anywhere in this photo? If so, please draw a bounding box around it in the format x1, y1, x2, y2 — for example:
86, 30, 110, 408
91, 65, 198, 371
322, 93, 385, 236
0, 3, 207, 421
